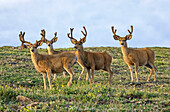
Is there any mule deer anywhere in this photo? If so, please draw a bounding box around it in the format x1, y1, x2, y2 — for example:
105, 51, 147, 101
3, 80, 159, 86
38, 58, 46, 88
111, 25, 157, 82
19, 31, 77, 90
40, 30, 66, 79
41, 29, 88, 80
68, 26, 113, 84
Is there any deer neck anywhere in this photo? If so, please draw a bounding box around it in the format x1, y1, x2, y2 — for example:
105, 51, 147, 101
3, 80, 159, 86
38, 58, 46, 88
31, 52, 39, 67
120, 42, 129, 59
47, 46, 54, 55
76, 47, 87, 66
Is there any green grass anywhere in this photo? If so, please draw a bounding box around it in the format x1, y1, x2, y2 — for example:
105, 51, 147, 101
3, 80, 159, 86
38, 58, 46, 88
0, 46, 169, 111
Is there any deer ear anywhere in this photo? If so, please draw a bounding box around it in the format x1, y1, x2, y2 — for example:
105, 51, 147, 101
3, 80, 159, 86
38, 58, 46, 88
80, 37, 86, 43
39, 40, 43, 46
113, 35, 119, 40
53, 37, 58, 43
71, 39, 77, 44
126, 35, 132, 40
35, 40, 43, 47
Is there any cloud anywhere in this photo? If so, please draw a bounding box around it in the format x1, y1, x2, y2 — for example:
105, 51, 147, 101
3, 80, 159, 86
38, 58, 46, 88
0, 0, 35, 9
0, 0, 170, 48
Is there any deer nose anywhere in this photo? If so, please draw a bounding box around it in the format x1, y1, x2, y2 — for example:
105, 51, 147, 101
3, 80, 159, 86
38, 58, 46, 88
74, 46, 77, 49
121, 43, 124, 45
48, 44, 50, 46
31, 49, 34, 52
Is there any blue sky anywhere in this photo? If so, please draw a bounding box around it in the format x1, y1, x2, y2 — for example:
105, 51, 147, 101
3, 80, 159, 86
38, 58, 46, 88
0, 0, 170, 48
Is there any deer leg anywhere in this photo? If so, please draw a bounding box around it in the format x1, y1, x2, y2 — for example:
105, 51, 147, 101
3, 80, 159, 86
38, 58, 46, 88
134, 63, 139, 82
86, 72, 89, 81
64, 66, 74, 87
47, 70, 52, 89
153, 64, 157, 82
91, 68, 95, 84
84, 67, 89, 80
128, 65, 134, 82
63, 72, 66, 78
147, 62, 157, 82
78, 66, 85, 80
108, 68, 113, 85
42, 73, 47, 90
147, 69, 153, 82
87, 69, 91, 84
53, 73, 56, 80
67, 69, 74, 87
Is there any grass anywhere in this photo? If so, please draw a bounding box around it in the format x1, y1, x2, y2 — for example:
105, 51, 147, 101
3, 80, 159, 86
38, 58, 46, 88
0, 46, 169, 111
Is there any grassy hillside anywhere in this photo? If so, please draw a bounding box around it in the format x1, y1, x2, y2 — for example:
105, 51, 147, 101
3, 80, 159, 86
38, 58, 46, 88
0, 46, 169, 111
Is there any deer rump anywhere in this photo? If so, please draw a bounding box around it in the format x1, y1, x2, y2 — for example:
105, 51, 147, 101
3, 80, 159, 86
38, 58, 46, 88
35, 53, 77, 74
83, 51, 112, 70
126, 48, 155, 69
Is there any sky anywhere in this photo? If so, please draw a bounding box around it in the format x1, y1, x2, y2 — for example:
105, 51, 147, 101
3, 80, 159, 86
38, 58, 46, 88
0, 0, 170, 48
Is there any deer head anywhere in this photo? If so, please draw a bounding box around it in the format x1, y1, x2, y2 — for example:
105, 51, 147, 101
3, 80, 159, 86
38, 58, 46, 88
111, 25, 133, 46
41, 29, 58, 50
67, 26, 87, 50
19, 31, 43, 54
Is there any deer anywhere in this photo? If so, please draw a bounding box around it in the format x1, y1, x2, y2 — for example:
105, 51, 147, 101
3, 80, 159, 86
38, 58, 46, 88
111, 25, 157, 82
19, 31, 77, 90
67, 26, 113, 84
40, 29, 88, 80
40, 30, 66, 79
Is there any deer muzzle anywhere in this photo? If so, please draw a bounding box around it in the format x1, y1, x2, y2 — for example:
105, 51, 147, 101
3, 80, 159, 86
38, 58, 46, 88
74, 46, 78, 49
31, 49, 34, 52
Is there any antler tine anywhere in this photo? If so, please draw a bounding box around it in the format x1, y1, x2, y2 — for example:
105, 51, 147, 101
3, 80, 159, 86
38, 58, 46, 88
67, 28, 78, 43
128, 25, 133, 34
70, 28, 74, 38
131, 25, 133, 33
23, 32, 25, 36
67, 31, 71, 39
19, 31, 26, 42
19, 31, 32, 45
40, 29, 45, 38
40, 29, 48, 43
34, 39, 43, 47
19, 32, 23, 42
81, 26, 87, 37
67, 33, 71, 38
19, 32, 27, 50
41, 29, 45, 36
111, 26, 117, 35
67, 28, 75, 39
54, 32, 57, 37
50, 32, 58, 43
